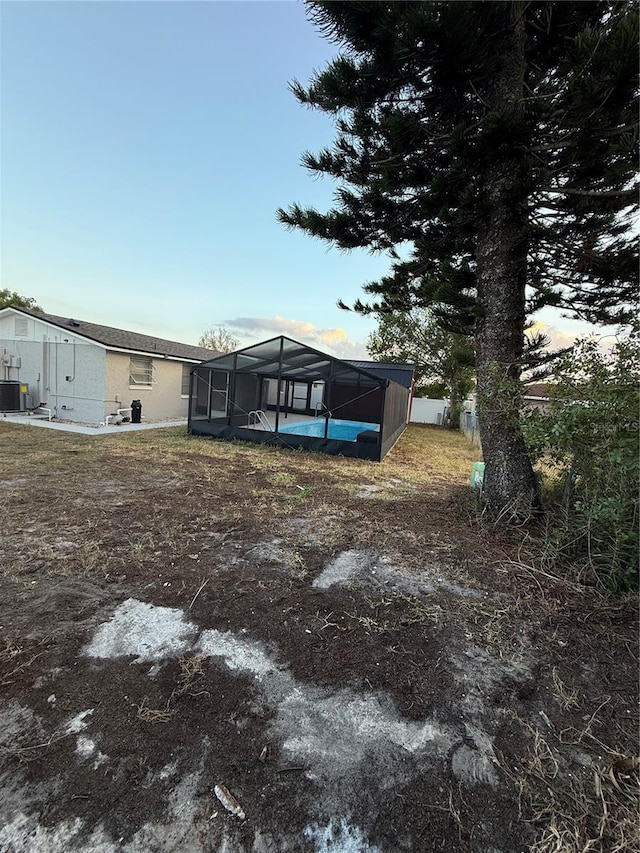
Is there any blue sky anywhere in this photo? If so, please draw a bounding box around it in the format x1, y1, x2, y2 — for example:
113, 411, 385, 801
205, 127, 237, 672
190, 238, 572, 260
2, 0, 599, 357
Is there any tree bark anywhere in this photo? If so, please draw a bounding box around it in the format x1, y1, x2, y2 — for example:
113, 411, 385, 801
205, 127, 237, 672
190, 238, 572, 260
475, 4, 540, 517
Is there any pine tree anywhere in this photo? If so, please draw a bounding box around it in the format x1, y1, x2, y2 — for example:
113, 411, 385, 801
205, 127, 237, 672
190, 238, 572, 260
278, 1, 638, 516
367, 308, 474, 426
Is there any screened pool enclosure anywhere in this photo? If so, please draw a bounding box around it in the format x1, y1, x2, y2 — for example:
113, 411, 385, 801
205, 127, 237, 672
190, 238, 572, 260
188, 336, 413, 461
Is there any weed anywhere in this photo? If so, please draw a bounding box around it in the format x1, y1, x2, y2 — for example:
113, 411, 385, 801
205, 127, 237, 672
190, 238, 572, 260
551, 668, 581, 712
269, 471, 297, 487
499, 712, 640, 853
136, 697, 174, 723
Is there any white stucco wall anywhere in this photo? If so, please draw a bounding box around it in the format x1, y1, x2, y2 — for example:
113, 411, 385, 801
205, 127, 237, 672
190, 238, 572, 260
105, 352, 194, 422
0, 311, 107, 424
1, 309, 205, 424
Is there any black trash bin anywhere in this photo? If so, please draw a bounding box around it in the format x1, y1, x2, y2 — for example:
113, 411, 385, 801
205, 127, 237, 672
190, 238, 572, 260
131, 399, 142, 424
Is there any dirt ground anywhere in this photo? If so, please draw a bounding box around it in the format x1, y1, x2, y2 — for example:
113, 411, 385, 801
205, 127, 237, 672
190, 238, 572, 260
0, 422, 637, 853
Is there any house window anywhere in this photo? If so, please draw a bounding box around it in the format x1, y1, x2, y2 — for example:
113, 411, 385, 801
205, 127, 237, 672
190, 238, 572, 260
181, 364, 191, 396
15, 317, 28, 336
129, 356, 153, 387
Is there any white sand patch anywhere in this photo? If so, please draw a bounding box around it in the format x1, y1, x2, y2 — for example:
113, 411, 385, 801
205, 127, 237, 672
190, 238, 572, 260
196, 628, 454, 781
197, 630, 280, 680
452, 744, 498, 787
0, 701, 44, 744
0, 813, 116, 853
64, 709, 94, 734
83, 599, 197, 662
354, 485, 383, 499
450, 644, 532, 717
278, 687, 453, 779
313, 548, 483, 600
72, 736, 107, 768
93, 752, 109, 770
313, 549, 400, 590
303, 817, 381, 853
80, 599, 504, 805
158, 760, 179, 781
0, 749, 216, 852
313, 548, 438, 598
451, 724, 499, 787
75, 736, 96, 759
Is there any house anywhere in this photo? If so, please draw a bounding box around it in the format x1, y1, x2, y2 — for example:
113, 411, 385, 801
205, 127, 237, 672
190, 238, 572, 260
523, 382, 552, 409
0, 306, 215, 425
189, 336, 414, 461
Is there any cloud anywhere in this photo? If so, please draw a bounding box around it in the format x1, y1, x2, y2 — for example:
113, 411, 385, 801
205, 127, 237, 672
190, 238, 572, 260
527, 320, 580, 351
225, 316, 369, 359
527, 320, 615, 353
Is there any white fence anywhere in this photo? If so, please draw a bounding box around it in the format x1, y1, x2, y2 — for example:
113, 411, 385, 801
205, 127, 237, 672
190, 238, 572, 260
409, 398, 480, 447
409, 398, 447, 425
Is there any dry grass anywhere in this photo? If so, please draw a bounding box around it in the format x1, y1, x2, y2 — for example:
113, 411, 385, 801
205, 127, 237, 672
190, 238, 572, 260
508, 721, 640, 853
0, 637, 47, 686
497, 649, 639, 853
0, 420, 636, 850
109, 422, 480, 489
136, 654, 209, 724
136, 698, 174, 724
551, 668, 581, 712
0, 734, 71, 763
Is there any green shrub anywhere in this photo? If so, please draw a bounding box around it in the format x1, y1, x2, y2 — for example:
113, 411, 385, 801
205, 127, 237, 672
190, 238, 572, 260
523, 330, 639, 591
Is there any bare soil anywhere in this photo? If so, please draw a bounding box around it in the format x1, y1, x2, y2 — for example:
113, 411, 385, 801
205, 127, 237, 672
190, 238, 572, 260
0, 423, 637, 853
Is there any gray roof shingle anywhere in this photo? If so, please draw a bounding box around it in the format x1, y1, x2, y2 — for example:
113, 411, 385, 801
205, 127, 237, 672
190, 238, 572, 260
5, 306, 216, 362
524, 382, 552, 399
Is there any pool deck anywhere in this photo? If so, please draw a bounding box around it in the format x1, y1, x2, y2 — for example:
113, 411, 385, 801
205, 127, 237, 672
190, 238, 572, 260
244, 412, 318, 432
0, 412, 187, 436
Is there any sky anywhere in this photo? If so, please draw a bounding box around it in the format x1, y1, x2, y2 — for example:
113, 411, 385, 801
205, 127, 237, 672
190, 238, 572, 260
1, 0, 604, 359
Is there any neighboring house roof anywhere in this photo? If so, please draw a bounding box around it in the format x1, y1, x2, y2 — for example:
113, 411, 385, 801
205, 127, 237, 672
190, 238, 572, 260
346, 360, 415, 389
524, 382, 552, 399
2, 306, 215, 362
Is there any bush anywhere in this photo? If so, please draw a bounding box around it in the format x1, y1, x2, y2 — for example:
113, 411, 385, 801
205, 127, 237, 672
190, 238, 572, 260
523, 330, 639, 591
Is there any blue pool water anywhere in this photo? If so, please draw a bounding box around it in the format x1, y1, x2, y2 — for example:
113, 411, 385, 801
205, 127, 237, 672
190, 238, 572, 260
277, 418, 379, 442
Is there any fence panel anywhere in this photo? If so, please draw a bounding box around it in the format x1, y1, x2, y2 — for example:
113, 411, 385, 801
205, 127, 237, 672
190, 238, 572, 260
461, 411, 480, 446
410, 398, 447, 425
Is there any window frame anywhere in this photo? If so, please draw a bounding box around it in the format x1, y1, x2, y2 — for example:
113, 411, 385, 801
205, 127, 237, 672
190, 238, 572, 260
181, 363, 192, 397
129, 356, 154, 388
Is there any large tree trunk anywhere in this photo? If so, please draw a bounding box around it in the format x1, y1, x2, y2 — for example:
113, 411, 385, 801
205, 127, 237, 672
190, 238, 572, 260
475, 5, 540, 518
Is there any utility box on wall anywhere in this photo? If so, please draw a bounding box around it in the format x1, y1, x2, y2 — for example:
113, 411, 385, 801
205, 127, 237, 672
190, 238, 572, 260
20, 383, 32, 410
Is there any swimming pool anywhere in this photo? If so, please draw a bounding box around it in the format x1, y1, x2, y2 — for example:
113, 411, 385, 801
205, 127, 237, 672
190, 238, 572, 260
277, 418, 379, 442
